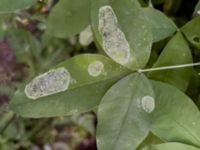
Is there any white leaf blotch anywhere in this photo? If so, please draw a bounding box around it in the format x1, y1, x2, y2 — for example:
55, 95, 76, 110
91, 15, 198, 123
79, 25, 93, 46
88, 61, 104, 77
25, 67, 71, 99
141, 96, 155, 113
98, 5, 130, 65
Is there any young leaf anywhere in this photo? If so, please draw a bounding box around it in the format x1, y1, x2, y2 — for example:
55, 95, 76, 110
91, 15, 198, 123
151, 81, 200, 148
10, 54, 130, 118
148, 32, 193, 91
143, 142, 200, 150
181, 17, 200, 49
91, 0, 152, 70
97, 73, 155, 150
143, 7, 177, 42
46, 0, 90, 38
0, 0, 34, 12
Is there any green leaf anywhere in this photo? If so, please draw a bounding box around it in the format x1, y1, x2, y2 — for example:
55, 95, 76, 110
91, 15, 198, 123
143, 7, 177, 42
151, 81, 200, 148
46, 0, 90, 38
91, 0, 152, 70
137, 133, 163, 150
97, 73, 155, 150
143, 143, 200, 150
181, 17, 200, 49
10, 54, 130, 118
148, 32, 192, 91
0, 0, 34, 12
195, 1, 200, 15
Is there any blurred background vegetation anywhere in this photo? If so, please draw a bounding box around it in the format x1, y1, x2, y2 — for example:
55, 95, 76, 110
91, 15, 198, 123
0, 0, 199, 149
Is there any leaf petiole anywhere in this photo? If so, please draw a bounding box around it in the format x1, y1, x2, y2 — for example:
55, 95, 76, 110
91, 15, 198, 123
138, 62, 200, 73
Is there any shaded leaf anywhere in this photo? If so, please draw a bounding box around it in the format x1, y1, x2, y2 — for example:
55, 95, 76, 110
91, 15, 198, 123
152, 0, 165, 5
137, 133, 163, 150
0, 0, 34, 12
143, 142, 200, 150
181, 17, 200, 49
144, 7, 177, 42
195, 1, 200, 15
97, 73, 154, 150
46, 0, 90, 38
148, 32, 192, 91
91, 0, 152, 70
151, 81, 200, 148
10, 54, 130, 118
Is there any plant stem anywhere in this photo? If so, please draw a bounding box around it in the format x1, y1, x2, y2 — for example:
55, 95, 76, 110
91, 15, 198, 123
25, 118, 52, 140
0, 113, 16, 134
138, 62, 200, 73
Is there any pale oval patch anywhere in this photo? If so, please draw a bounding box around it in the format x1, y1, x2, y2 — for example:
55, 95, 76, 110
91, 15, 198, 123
141, 96, 155, 113
25, 67, 71, 99
79, 25, 93, 46
88, 61, 104, 77
197, 10, 200, 15
98, 5, 130, 65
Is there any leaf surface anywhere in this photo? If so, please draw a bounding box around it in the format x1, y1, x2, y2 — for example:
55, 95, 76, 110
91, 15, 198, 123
46, 0, 90, 38
148, 32, 193, 91
181, 17, 200, 49
97, 73, 155, 150
144, 7, 177, 42
151, 81, 200, 148
91, 0, 152, 70
10, 54, 130, 118
143, 142, 200, 150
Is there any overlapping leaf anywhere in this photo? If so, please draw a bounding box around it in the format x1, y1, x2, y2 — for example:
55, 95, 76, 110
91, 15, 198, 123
46, 0, 90, 38
151, 81, 200, 148
148, 32, 193, 91
137, 133, 163, 150
97, 73, 155, 150
143, 143, 200, 150
10, 54, 130, 118
91, 0, 152, 70
144, 7, 177, 42
181, 17, 200, 49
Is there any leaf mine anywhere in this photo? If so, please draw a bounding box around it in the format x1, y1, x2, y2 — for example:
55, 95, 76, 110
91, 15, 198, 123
88, 60, 105, 77
98, 5, 130, 65
25, 67, 71, 99
141, 96, 155, 113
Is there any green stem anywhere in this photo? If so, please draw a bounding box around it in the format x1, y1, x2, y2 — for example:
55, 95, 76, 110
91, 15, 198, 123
25, 119, 52, 140
0, 114, 16, 134
138, 62, 200, 73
